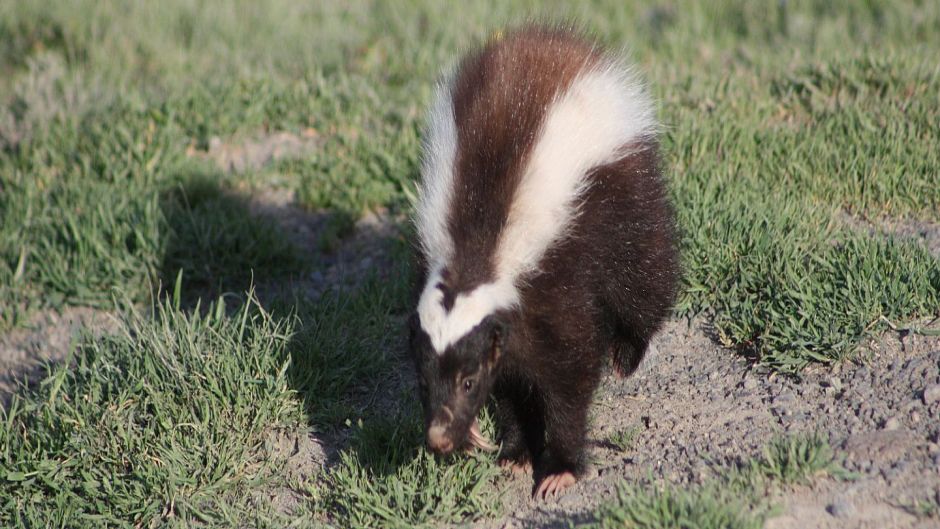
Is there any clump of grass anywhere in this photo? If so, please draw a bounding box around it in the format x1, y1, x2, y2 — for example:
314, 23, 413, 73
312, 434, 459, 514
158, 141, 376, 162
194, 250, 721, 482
743, 432, 844, 485
323, 409, 501, 529
0, 292, 304, 526
594, 482, 765, 529
588, 433, 843, 529
900, 497, 940, 520
608, 426, 641, 452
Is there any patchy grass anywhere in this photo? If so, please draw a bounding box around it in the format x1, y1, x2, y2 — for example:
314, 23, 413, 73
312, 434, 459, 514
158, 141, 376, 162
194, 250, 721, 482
0, 293, 306, 526
901, 497, 940, 520
0, 102, 306, 329
284, 269, 412, 426
160, 171, 306, 299
589, 433, 843, 529
322, 410, 502, 529
608, 426, 642, 452
593, 483, 766, 529
2, 0, 938, 368
742, 432, 846, 485
669, 48, 940, 370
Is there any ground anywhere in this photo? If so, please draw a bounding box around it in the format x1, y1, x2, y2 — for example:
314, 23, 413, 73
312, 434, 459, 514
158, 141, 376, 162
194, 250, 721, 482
1, 1, 939, 528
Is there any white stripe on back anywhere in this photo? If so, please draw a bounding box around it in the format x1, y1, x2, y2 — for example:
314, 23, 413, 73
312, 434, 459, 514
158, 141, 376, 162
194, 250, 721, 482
417, 60, 656, 353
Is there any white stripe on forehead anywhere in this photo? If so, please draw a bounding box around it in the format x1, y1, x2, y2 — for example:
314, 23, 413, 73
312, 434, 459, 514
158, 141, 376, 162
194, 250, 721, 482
416, 60, 656, 354
417, 265, 518, 353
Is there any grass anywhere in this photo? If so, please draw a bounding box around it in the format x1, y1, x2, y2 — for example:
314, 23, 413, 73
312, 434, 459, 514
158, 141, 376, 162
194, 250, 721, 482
0, 276, 498, 527
741, 432, 846, 485
593, 483, 765, 529
322, 410, 502, 529
0, 293, 305, 526
901, 497, 940, 520
0, 0, 939, 526
588, 433, 844, 529
1, 0, 937, 366
608, 426, 642, 452
284, 268, 412, 426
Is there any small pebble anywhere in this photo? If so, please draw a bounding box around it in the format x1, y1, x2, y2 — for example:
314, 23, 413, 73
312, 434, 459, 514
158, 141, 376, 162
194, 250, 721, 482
743, 377, 759, 390
923, 384, 940, 405
882, 417, 901, 431
911, 411, 921, 423
827, 498, 854, 518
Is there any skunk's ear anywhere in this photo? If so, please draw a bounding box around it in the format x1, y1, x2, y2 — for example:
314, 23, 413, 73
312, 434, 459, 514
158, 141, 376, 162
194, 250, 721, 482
486, 316, 509, 366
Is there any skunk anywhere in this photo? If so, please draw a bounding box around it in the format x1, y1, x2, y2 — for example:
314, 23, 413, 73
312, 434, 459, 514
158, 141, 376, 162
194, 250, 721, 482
409, 25, 679, 500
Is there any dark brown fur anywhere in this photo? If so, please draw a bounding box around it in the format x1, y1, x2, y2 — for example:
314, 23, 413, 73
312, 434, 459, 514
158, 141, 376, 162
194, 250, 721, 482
492, 139, 678, 480
445, 27, 601, 293
411, 26, 680, 495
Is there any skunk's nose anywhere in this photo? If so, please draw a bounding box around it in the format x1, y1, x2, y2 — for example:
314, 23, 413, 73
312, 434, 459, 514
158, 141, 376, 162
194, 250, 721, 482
427, 423, 453, 454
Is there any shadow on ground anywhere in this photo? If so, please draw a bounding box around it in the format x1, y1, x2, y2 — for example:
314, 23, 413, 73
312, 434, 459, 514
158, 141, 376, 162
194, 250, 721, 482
158, 168, 308, 308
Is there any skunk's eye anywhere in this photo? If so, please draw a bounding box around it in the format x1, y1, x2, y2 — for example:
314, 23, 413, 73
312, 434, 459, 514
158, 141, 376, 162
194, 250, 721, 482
463, 378, 474, 393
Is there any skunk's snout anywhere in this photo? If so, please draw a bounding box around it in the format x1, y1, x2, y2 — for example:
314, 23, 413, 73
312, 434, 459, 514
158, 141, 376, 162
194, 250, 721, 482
426, 421, 454, 454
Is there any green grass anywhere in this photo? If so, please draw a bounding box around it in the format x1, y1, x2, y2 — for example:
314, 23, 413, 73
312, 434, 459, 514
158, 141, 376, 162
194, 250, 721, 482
0, 294, 305, 526
322, 410, 502, 529
589, 433, 843, 529
901, 497, 940, 520
741, 432, 846, 485
608, 426, 642, 452
0, 100, 307, 326
2, 0, 938, 366
160, 171, 306, 299
284, 269, 412, 426
593, 482, 766, 529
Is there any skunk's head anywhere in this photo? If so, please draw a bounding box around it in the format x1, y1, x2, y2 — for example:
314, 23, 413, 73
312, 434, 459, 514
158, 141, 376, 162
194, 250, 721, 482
409, 311, 507, 455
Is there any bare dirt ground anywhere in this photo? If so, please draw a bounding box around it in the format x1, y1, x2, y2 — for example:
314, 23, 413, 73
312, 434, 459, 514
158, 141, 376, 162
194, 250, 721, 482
187, 129, 322, 174
485, 321, 940, 529
2, 135, 937, 528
